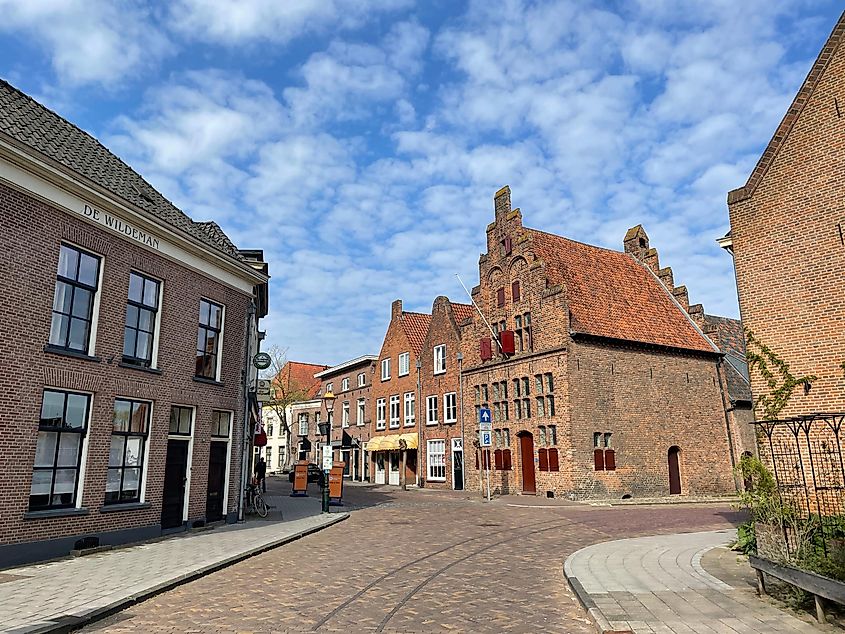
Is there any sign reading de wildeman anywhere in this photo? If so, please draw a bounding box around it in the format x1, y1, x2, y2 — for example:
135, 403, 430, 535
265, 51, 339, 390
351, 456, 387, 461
82, 204, 161, 250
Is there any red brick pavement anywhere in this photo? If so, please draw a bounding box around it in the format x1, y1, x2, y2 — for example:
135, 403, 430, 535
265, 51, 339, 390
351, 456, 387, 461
82, 487, 744, 633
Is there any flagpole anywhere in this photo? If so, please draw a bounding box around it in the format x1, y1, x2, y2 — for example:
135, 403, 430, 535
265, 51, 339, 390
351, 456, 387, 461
455, 274, 502, 352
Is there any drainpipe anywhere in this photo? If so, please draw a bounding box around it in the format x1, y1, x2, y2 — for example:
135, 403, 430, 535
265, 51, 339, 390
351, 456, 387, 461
238, 300, 256, 522
458, 352, 464, 490
416, 358, 422, 486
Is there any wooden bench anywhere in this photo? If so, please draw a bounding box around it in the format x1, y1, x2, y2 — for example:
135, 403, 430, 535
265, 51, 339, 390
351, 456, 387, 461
750, 555, 845, 623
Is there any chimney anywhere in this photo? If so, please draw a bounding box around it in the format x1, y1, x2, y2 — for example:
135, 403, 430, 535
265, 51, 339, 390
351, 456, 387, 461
494, 185, 511, 219
391, 299, 403, 321
623, 225, 649, 260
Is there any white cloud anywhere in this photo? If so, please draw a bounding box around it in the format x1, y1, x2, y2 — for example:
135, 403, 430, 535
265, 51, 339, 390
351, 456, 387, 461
0, 0, 170, 86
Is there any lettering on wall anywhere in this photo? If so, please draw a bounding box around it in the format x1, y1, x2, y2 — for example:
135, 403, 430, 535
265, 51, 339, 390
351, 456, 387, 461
82, 204, 160, 250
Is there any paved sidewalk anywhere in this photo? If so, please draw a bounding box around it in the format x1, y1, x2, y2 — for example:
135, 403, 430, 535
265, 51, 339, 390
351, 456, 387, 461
565, 530, 820, 633
0, 512, 347, 634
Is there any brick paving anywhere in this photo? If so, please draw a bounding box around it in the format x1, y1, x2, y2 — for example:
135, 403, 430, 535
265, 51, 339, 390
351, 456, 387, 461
77, 485, 745, 633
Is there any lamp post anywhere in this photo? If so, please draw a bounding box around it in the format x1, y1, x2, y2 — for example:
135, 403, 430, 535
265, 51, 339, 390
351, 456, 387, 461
319, 390, 335, 513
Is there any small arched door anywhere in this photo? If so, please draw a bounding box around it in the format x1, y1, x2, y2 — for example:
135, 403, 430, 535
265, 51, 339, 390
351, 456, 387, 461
519, 432, 536, 494
668, 446, 681, 495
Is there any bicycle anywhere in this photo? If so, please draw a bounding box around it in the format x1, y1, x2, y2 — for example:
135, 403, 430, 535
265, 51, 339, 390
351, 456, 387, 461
245, 481, 269, 518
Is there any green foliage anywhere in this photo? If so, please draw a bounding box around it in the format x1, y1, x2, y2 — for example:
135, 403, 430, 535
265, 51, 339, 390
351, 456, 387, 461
734, 521, 756, 555
744, 329, 816, 421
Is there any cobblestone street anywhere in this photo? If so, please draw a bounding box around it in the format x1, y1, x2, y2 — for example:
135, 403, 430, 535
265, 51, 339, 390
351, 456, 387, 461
83, 481, 744, 633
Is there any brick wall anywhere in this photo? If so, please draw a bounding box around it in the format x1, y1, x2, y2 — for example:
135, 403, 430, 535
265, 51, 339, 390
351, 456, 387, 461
0, 181, 252, 548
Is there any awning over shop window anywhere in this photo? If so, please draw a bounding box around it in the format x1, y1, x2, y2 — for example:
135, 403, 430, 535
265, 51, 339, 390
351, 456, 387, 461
367, 433, 418, 452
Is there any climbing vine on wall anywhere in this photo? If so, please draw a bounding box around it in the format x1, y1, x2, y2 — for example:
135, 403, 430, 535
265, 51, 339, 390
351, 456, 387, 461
744, 329, 817, 421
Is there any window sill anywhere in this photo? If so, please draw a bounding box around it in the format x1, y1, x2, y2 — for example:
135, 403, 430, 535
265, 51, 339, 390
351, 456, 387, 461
193, 376, 224, 387
100, 502, 151, 513
434, 370, 446, 376
24, 506, 89, 520
43, 345, 100, 363
426, 422, 439, 426
444, 420, 458, 425
119, 361, 162, 375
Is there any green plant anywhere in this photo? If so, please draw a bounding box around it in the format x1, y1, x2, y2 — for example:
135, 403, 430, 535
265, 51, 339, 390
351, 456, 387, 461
744, 329, 816, 421
734, 520, 756, 555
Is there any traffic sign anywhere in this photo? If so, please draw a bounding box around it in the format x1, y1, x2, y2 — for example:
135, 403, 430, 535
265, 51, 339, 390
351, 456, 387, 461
322, 445, 333, 471
479, 430, 492, 447
479, 420, 492, 432
478, 407, 491, 424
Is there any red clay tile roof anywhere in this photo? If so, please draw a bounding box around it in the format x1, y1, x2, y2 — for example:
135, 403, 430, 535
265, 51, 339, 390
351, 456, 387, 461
450, 302, 474, 323
728, 11, 845, 203
528, 229, 716, 354
276, 361, 329, 399
401, 312, 432, 356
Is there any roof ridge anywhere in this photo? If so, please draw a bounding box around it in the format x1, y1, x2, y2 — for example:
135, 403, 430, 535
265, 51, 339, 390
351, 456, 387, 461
728, 10, 845, 203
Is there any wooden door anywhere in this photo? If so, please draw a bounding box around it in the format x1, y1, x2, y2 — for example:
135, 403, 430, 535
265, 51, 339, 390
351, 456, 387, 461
668, 446, 681, 495
519, 433, 536, 494
161, 439, 189, 529
206, 442, 227, 522
452, 439, 464, 491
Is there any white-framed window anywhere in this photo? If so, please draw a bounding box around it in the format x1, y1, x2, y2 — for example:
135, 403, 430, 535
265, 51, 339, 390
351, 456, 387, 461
433, 344, 446, 375
376, 398, 386, 430
444, 392, 457, 423
326, 382, 333, 394
403, 392, 415, 427
342, 401, 350, 427
298, 413, 308, 436
30, 388, 92, 511
426, 395, 438, 426
342, 378, 349, 391
381, 358, 390, 381
357, 398, 365, 426
196, 298, 224, 381
358, 372, 366, 387
49, 243, 103, 355
123, 271, 162, 369
398, 352, 410, 376
389, 395, 400, 429
427, 439, 446, 482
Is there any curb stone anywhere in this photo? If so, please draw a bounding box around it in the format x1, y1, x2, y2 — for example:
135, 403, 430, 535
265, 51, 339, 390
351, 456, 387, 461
11, 513, 348, 634
563, 547, 633, 634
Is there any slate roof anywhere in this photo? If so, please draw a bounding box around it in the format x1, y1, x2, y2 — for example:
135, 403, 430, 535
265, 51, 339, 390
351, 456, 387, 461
704, 314, 752, 404
527, 228, 717, 354
276, 361, 329, 399
401, 312, 432, 357
0, 78, 243, 260
728, 11, 845, 203
450, 302, 474, 323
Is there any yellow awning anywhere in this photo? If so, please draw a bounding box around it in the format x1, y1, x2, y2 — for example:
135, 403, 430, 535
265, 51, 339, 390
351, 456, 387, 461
367, 433, 418, 452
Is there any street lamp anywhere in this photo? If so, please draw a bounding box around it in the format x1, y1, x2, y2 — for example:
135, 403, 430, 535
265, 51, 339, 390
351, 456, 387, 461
319, 390, 335, 513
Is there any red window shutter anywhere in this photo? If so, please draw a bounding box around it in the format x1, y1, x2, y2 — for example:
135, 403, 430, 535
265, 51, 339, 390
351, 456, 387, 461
475, 451, 479, 470
480, 337, 492, 361
503, 236, 512, 255
494, 449, 503, 470
512, 280, 520, 302
503, 449, 512, 470
548, 448, 559, 472
500, 330, 515, 355
538, 448, 548, 472
497, 287, 505, 307
594, 448, 605, 471
605, 449, 616, 471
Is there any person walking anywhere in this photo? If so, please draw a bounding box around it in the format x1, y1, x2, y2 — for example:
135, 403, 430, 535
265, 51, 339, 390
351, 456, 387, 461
255, 456, 267, 493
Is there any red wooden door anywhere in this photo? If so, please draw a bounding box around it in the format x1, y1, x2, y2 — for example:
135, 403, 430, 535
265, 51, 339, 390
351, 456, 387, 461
520, 433, 536, 494
668, 446, 681, 495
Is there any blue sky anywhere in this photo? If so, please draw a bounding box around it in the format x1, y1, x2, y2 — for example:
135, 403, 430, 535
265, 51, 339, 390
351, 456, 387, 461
1, 1, 841, 365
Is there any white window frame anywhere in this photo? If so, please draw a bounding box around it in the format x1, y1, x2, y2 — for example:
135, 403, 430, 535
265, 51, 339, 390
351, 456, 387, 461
403, 392, 415, 427
398, 352, 410, 376
298, 413, 308, 436
326, 382, 333, 394
197, 299, 225, 382
389, 395, 400, 429
49, 242, 105, 356
381, 358, 390, 381
342, 401, 350, 428
433, 344, 446, 375
210, 409, 233, 513
444, 392, 457, 423
357, 398, 365, 426
167, 404, 195, 522
427, 439, 446, 482
357, 372, 366, 387
342, 378, 349, 391
376, 398, 386, 430
426, 395, 438, 426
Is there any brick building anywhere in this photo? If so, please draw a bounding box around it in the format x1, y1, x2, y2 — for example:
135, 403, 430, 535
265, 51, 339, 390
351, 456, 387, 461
314, 355, 377, 481
457, 186, 744, 499
369, 301, 430, 486
727, 11, 845, 419
0, 80, 269, 565
417, 296, 473, 490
